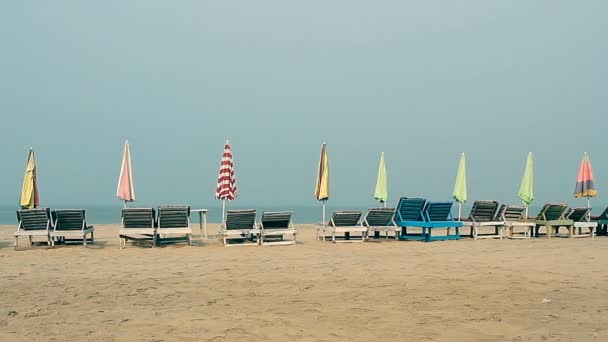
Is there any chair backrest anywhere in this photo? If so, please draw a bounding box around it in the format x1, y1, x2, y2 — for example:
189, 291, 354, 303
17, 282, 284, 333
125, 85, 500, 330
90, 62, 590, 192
122, 208, 155, 228
157, 206, 190, 228
499, 205, 527, 221
260, 211, 292, 229
424, 202, 454, 221
53, 209, 86, 230
364, 208, 396, 226
395, 197, 427, 221
225, 209, 256, 230
467, 200, 500, 222
537, 203, 568, 220
566, 207, 590, 222
331, 211, 362, 227
595, 206, 608, 221
17, 208, 51, 230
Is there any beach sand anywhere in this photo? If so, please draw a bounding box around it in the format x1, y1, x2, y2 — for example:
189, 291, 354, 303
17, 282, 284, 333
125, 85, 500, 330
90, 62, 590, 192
0, 224, 607, 341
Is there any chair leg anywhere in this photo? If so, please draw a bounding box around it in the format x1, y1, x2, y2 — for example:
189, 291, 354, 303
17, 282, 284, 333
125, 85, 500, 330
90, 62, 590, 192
14, 236, 18, 250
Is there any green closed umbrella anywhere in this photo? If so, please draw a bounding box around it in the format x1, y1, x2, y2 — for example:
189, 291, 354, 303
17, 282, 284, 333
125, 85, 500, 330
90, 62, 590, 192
373, 152, 388, 206
452, 153, 467, 220
518, 152, 534, 218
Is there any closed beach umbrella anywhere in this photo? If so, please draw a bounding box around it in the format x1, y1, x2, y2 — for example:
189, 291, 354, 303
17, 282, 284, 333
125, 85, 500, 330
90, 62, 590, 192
518, 152, 534, 218
314, 143, 330, 223
452, 153, 467, 220
573, 152, 596, 220
373, 152, 388, 207
216, 140, 237, 223
116, 140, 135, 205
20, 148, 39, 209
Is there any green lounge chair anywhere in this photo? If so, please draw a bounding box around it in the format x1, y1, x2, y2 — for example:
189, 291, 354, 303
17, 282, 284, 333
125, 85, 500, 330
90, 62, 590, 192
14, 208, 52, 249
497, 204, 535, 239
156, 206, 192, 246
50, 209, 95, 246
315, 211, 366, 243
363, 207, 398, 240
461, 200, 504, 240
119, 208, 156, 249
259, 211, 296, 246
564, 207, 597, 238
591, 206, 608, 236
534, 203, 572, 238
220, 209, 259, 246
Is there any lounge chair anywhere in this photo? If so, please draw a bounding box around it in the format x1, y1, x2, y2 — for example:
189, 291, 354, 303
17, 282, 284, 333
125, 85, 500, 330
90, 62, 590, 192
395, 198, 462, 242
461, 200, 504, 240
363, 208, 398, 240
258, 211, 296, 246
156, 206, 192, 246
220, 209, 259, 246
563, 207, 597, 238
119, 208, 156, 249
14, 208, 52, 249
497, 204, 535, 239
591, 206, 608, 236
315, 211, 366, 242
50, 209, 95, 246
534, 203, 572, 238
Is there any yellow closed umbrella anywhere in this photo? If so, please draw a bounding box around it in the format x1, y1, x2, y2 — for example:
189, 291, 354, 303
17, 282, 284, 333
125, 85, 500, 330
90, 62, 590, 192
314, 143, 330, 223
20, 148, 39, 209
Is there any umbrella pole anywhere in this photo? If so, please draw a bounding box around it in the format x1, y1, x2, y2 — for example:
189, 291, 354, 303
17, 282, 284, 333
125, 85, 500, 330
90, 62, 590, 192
222, 199, 226, 225
383, 201, 386, 208
458, 203, 462, 221
322, 200, 326, 224
525, 206, 529, 220
124, 200, 126, 208
587, 197, 591, 222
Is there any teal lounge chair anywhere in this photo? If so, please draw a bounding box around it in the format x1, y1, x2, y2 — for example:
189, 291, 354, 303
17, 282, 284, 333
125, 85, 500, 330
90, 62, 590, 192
14, 208, 52, 249
220, 209, 259, 246
534, 203, 572, 238
315, 211, 366, 243
591, 206, 608, 236
395, 198, 462, 242
363, 207, 398, 240
461, 200, 504, 240
498, 204, 535, 239
50, 209, 95, 246
119, 208, 156, 249
259, 211, 296, 246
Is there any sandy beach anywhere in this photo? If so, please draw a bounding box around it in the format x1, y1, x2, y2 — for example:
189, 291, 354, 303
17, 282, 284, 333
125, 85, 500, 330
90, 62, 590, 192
0, 224, 607, 342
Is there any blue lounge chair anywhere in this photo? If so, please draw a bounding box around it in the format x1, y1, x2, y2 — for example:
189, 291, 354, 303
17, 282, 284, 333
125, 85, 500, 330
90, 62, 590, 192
395, 197, 462, 242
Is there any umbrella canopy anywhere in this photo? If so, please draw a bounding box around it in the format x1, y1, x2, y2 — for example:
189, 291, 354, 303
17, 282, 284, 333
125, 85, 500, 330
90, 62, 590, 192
452, 153, 467, 204
573, 152, 597, 199
216, 140, 237, 222
518, 152, 534, 206
314, 143, 330, 201
116, 140, 135, 203
373, 152, 388, 205
20, 148, 39, 209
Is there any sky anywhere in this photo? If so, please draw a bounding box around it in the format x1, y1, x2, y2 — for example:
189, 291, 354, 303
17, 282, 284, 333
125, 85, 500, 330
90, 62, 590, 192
0, 1, 607, 210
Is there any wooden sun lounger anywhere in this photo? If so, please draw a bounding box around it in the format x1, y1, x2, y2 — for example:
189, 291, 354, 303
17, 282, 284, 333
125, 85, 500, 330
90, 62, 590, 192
560, 207, 597, 238
534, 203, 572, 238
395, 198, 462, 242
156, 206, 192, 246
259, 211, 296, 246
497, 205, 535, 239
461, 200, 504, 240
591, 206, 608, 236
315, 211, 366, 243
363, 208, 398, 240
14, 208, 52, 249
220, 209, 259, 246
119, 208, 156, 249
50, 209, 95, 246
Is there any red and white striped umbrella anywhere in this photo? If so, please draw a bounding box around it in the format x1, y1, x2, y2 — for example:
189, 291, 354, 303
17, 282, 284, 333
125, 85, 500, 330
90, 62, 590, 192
216, 141, 237, 221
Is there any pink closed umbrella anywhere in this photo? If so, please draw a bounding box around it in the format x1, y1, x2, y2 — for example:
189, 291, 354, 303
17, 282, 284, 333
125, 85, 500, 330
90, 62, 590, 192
116, 140, 135, 206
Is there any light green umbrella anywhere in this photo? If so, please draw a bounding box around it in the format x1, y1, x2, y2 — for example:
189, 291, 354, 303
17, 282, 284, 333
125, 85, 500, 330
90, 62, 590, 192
452, 153, 467, 220
518, 152, 534, 218
373, 152, 388, 206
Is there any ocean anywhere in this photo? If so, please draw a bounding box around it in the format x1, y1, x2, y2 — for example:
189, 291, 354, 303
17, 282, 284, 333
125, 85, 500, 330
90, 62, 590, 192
0, 203, 551, 225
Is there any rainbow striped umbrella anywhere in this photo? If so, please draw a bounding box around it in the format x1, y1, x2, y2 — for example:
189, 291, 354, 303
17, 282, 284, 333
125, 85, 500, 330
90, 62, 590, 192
216, 140, 237, 222
573, 152, 596, 216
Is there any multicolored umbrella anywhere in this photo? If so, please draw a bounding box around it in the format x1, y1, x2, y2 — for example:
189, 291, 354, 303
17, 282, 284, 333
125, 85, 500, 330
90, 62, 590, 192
216, 140, 237, 222
573, 152, 596, 220
518, 152, 534, 218
314, 143, 330, 223
373, 152, 388, 206
20, 148, 39, 209
452, 153, 467, 220
116, 140, 135, 205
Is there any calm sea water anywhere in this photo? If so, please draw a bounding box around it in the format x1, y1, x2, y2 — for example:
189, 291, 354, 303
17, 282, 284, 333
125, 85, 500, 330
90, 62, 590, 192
0, 203, 552, 225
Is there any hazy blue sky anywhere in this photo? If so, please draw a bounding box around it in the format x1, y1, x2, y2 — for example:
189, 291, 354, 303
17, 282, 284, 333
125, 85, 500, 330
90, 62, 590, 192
1, 1, 607, 209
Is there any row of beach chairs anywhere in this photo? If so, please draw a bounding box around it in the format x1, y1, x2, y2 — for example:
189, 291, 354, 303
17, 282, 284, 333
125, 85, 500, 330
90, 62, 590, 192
315, 198, 608, 243
14, 208, 95, 248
